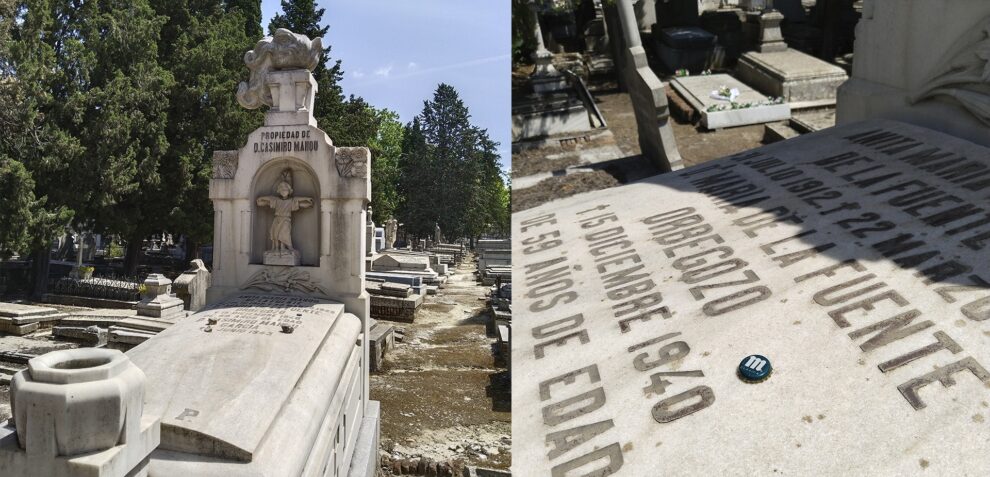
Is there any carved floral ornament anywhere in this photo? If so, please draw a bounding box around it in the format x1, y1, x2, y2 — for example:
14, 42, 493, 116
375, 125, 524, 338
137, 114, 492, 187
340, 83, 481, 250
910, 18, 990, 126
334, 146, 370, 178
212, 151, 239, 179
241, 267, 329, 296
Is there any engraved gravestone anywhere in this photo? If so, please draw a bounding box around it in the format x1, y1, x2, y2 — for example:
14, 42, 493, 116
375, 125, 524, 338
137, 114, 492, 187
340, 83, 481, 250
513, 119, 990, 475
513, 3, 990, 473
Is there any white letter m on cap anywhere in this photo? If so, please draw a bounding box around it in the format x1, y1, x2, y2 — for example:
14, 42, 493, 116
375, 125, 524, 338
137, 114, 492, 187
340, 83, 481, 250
744, 356, 767, 372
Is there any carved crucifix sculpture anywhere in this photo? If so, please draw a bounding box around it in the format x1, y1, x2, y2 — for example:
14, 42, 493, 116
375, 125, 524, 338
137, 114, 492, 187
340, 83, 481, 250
257, 169, 312, 265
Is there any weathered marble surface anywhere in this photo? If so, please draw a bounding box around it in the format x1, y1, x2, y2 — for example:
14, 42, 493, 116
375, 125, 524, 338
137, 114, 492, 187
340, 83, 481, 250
0, 349, 159, 477
838, 1, 990, 148
0, 303, 58, 318
513, 119, 990, 475
127, 293, 366, 475
737, 49, 848, 108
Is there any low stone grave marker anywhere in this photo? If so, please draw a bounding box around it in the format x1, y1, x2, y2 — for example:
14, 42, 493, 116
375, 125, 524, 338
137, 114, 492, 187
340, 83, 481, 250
671, 74, 791, 130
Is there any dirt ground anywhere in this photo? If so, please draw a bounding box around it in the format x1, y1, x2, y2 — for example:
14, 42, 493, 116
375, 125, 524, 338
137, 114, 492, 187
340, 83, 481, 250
373, 253, 510, 474
512, 84, 767, 212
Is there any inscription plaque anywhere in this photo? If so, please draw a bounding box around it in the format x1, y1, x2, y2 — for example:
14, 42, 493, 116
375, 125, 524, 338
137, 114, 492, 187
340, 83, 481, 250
513, 119, 990, 475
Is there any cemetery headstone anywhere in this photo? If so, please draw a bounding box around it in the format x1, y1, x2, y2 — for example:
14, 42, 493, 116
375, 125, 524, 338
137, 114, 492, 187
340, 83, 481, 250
513, 4, 990, 475
173, 259, 212, 311
671, 73, 791, 129
603, 0, 684, 171
514, 118, 990, 475
756, 10, 787, 52
386, 217, 398, 249
366, 205, 376, 258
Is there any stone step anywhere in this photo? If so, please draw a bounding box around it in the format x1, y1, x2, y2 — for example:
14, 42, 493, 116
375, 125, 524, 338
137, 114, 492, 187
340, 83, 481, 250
0, 320, 40, 336
0, 365, 22, 376
763, 121, 801, 144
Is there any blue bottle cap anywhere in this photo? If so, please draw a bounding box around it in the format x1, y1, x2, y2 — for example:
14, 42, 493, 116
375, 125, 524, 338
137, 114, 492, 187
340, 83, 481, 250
738, 354, 772, 382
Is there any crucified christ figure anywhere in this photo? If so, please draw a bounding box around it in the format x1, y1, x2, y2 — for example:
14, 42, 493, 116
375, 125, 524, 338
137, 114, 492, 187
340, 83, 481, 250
256, 169, 313, 253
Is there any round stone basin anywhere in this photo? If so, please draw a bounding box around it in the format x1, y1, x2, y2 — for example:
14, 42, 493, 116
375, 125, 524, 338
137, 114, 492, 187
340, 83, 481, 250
27, 348, 132, 385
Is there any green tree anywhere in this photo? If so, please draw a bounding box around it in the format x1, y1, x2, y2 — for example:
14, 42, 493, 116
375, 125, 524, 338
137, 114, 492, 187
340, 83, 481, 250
396, 117, 434, 239
0, 158, 48, 258
2, 0, 82, 295
369, 108, 404, 223
397, 84, 509, 242
463, 130, 510, 239
151, 0, 262, 261
227, 0, 263, 40
58, 0, 175, 275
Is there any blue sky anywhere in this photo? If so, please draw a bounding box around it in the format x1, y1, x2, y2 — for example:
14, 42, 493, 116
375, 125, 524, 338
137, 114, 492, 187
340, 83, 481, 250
260, 1, 511, 171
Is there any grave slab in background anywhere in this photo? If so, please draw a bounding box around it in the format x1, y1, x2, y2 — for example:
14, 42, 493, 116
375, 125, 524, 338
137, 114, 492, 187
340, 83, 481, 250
671, 74, 791, 130
737, 49, 848, 108
513, 119, 990, 476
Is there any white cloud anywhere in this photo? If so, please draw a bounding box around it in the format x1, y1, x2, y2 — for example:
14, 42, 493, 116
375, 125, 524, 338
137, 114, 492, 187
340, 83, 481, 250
359, 55, 511, 85
352, 70, 365, 79
374, 64, 394, 78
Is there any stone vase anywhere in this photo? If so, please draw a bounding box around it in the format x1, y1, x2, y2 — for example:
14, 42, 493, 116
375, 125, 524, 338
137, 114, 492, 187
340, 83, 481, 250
10, 348, 147, 456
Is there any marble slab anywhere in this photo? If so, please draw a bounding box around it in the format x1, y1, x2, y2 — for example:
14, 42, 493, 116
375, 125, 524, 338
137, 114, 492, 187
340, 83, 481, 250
672, 74, 791, 130
512, 119, 990, 476
126, 293, 349, 462
0, 303, 57, 318
737, 49, 848, 108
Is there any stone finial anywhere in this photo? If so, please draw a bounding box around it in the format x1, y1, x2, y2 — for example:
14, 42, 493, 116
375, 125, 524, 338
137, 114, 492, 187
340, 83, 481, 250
757, 10, 787, 53
136, 274, 185, 320
236, 29, 323, 110
143, 273, 173, 297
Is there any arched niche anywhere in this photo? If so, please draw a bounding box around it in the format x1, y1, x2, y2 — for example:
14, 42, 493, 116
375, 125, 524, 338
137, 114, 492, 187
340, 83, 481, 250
251, 157, 321, 266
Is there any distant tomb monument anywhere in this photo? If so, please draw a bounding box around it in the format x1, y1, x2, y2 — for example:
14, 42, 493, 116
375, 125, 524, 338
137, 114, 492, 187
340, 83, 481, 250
0, 29, 379, 477
385, 217, 398, 249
